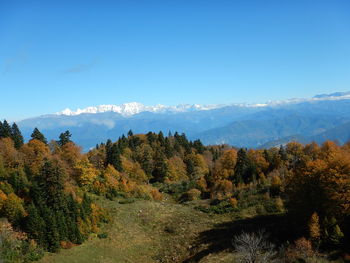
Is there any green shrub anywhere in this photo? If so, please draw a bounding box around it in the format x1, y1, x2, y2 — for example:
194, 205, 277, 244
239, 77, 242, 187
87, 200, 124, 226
97, 232, 108, 239
179, 188, 201, 202
118, 198, 135, 204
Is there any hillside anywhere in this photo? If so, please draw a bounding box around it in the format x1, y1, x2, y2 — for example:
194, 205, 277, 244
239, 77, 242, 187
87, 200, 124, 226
39, 197, 234, 263
0, 124, 349, 263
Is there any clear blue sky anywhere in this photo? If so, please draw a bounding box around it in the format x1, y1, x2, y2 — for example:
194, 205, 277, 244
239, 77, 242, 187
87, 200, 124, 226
1, 0, 350, 120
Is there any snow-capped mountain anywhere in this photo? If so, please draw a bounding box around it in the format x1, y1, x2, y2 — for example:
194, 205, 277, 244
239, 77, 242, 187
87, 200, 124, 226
57, 102, 221, 117
17, 91, 350, 151
56, 92, 350, 117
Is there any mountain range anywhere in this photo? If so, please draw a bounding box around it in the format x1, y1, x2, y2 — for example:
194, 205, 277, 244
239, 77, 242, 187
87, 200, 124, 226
16, 91, 350, 150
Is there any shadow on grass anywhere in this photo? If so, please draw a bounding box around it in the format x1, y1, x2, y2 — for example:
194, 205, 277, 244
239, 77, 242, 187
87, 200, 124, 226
183, 214, 298, 263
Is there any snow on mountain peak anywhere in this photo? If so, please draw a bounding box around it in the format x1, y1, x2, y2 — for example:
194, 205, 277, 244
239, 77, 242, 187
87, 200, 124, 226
56, 102, 219, 116
56, 92, 350, 117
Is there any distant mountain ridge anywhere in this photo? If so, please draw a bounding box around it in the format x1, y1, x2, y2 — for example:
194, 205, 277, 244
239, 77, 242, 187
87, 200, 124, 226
56, 102, 222, 116
16, 91, 350, 150
56, 91, 350, 117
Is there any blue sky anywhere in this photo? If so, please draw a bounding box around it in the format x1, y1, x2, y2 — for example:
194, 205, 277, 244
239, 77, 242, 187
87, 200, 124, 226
1, 0, 350, 120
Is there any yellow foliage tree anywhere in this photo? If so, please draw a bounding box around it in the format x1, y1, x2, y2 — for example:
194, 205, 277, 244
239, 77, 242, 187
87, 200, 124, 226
0, 138, 22, 169
20, 139, 49, 175
167, 156, 188, 182
121, 157, 148, 183
2, 193, 26, 223
308, 212, 320, 242
74, 157, 99, 186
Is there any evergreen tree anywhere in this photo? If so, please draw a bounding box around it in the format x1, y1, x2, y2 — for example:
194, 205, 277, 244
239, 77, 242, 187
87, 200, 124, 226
10, 123, 24, 149
279, 145, 287, 162
58, 130, 72, 146
0, 120, 12, 138
40, 160, 66, 211
25, 203, 47, 246
106, 142, 123, 171
31, 127, 47, 144
234, 148, 250, 183
44, 208, 60, 252
158, 131, 165, 146
164, 137, 174, 158
152, 151, 169, 182
193, 139, 205, 154
119, 135, 128, 150
146, 132, 157, 144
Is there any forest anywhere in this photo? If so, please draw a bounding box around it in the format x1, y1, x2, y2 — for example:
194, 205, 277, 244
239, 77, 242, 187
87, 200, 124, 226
0, 119, 349, 263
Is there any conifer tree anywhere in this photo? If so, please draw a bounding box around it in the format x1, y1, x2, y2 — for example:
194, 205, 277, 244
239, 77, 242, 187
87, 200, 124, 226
0, 120, 12, 138
158, 131, 165, 146
127, 129, 133, 137
31, 127, 47, 144
10, 123, 24, 149
193, 139, 205, 154
152, 151, 169, 182
106, 142, 123, 171
40, 160, 66, 211
164, 137, 174, 158
25, 203, 46, 246
58, 130, 72, 146
44, 208, 60, 252
234, 148, 249, 183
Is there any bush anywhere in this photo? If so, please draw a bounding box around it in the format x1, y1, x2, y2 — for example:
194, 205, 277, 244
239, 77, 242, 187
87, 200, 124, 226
150, 189, 163, 201
119, 198, 135, 204
97, 232, 108, 239
232, 230, 276, 263
284, 237, 325, 263
0, 219, 44, 262
195, 199, 236, 214
229, 197, 238, 208
255, 204, 266, 215
179, 188, 201, 202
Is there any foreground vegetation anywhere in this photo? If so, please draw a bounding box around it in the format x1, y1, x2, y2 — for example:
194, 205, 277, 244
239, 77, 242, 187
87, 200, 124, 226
0, 119, 349, 262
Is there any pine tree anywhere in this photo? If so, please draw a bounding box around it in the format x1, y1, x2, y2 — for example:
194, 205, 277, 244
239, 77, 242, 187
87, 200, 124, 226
164, 137, 174, 158
44, 208, 60, 252
40, 160, 66, 211
158, 131, 165, 146
152, 151, 169, 182
25, 203, 47, 246
10, 123, 24, 149
106, 143, 123, 171
0, 120, 12, 138
31, 127, 47, 144
146, 132, 157, 144
193, 139, 205, 154
234, 148, 249, 183
58, 130, 72, 146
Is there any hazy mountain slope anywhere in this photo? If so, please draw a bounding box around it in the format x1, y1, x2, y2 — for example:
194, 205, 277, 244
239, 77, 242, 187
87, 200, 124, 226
17, 93, 350, 150
310, 121, 350, 145
193, 114, 349, 148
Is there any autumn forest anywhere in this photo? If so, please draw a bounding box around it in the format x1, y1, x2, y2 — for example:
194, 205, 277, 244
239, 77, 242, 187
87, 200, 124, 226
0, 119, 349, 262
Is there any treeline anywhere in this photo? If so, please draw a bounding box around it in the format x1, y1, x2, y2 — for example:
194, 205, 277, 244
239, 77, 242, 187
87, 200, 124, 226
0, 120, 107, 262
0, 120, 349, 261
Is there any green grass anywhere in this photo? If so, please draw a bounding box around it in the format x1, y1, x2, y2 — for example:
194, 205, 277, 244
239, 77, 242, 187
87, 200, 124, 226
38, 195, 343, 263
39, 196, 233, 263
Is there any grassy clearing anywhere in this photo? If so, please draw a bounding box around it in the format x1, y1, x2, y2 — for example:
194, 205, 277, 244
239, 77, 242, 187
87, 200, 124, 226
39, 196, 233, 263
38, 195, 345, 263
